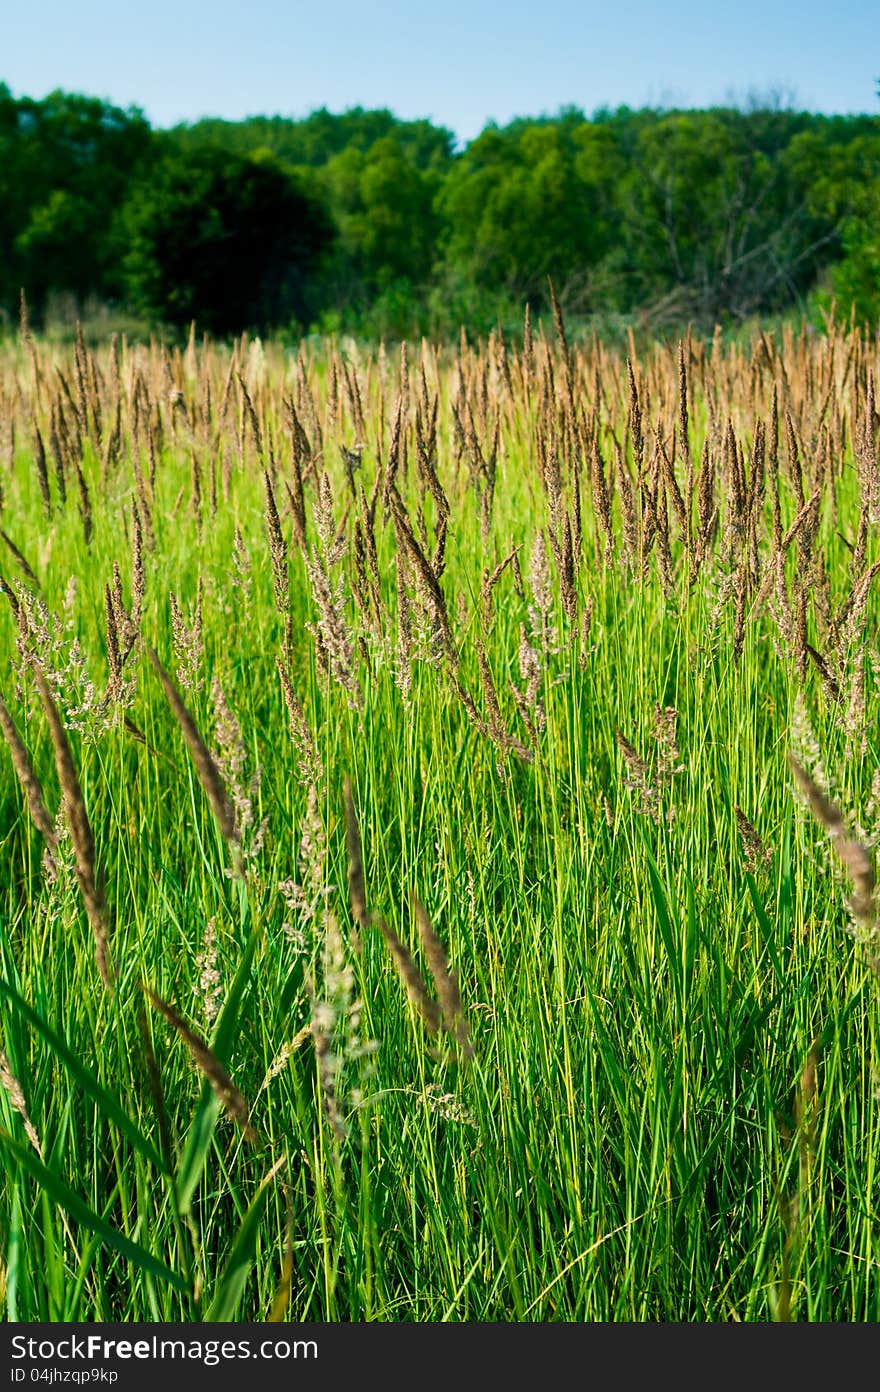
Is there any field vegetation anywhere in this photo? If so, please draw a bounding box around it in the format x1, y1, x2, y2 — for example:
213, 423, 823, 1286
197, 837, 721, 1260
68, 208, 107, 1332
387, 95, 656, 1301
0, 305, 879, 1319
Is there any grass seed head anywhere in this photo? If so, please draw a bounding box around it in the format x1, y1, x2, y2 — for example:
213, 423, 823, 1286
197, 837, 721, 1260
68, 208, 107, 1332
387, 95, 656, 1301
143, 984, 258, 1142
32, 668, 114, 989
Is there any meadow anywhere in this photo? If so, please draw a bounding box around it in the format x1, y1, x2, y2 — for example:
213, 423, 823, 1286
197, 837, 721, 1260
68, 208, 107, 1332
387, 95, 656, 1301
0, 306, 879, 1321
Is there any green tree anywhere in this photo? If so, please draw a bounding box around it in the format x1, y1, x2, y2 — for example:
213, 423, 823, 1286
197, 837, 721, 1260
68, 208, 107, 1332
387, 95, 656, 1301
614, 110, 835, 324
170, 107, 454, 171
790, 127, 880, 327
435, 119, 623, 319
322, 136, 444, 294
0, 87, 153, 317
2, 84, 879, 337
120, 148, 334, 334
830, 213, 880, 327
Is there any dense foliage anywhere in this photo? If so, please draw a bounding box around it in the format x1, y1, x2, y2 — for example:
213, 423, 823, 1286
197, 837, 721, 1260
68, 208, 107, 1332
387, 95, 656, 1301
0, 83, 878, 336
120, 148, 333, 335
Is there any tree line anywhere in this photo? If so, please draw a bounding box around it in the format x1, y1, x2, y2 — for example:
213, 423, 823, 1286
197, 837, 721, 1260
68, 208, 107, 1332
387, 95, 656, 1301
1, 84, 878, 339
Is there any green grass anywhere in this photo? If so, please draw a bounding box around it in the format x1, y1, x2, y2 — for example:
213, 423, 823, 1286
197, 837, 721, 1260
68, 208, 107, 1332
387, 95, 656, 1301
0, 324, 878, 1321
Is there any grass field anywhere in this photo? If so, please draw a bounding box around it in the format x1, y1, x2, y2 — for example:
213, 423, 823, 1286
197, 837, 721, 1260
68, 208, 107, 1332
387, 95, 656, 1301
0, 310, 879, 1321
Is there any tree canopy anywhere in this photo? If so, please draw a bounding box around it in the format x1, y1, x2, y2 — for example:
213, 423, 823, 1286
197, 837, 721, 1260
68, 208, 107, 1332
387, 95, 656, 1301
121, 146, 333, 334
1, 84, 878, 337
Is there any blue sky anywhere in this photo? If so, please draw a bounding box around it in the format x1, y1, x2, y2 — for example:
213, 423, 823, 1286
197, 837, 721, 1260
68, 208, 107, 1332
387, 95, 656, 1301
5, 0, 878, 142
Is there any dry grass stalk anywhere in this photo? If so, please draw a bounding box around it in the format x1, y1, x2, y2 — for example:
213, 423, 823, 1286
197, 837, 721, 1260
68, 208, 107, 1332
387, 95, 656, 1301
678, 340, 691, 469
785, 408, 805, 509
375, 915, 442, 1035
146, 646, 241, 870
481, 546, 522, 626
805, 643, 841, 703
615, 730, 647, 777
615, 442, 639, 568
132, 454, 154, 550
522, 303, 534, 386
143, 985, 258, 1142
263, 468, 289, 617
779, 485, 822, 556
73, 457, 93, 545
259, 1025, 313, 1094
547, 276, 569, 363
414, 391, 448, 521
734, 806, 772, 874
304, 551, 363, 708
32, 668, 114, 988
0, 570, 21, 622
413, 896, 473, 1058
381, 399, 404, 507
195, 917, 223, 1033
49, 403, 67, 504
695, 439, 716, 567
237, 374, 264, 458
343, 358, 366, 439
169, 586, 203, 694
32, 422, 51, 516
351, 517, 383, 639
104, 584, 124, 703
616, 728, 663, 822
473, 633, 534, 764
1, 532, 39, 588
789, 754, 878, 961
837, 557, 880, 655
627, 359, 643, 474
131, 500, 145, 627
0, 692, 58, 876
388, 487, 454, 660
275, 657, 324, 789
732, 559, 749, 663
311, 1024, 347, 1144
0, 1051, 43, 1159
590, 439, 614, 560
658, 429, 687, 542
512, 636, 542, 735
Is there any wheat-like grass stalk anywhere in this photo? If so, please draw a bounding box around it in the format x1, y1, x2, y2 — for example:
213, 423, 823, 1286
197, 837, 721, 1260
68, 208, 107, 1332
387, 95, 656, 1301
0, 690, 58, 874
413, 895, 474, 1058
0, 1051, 43, 1159
374, 915, 442, 1035
0, 531, 39, 587
734, 805, 772, 875
143, 985, 258, 1143
146, 645, 242, 871
789, 754, 878, 960
32, 668, 114, 988
263, 467, 289, 617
